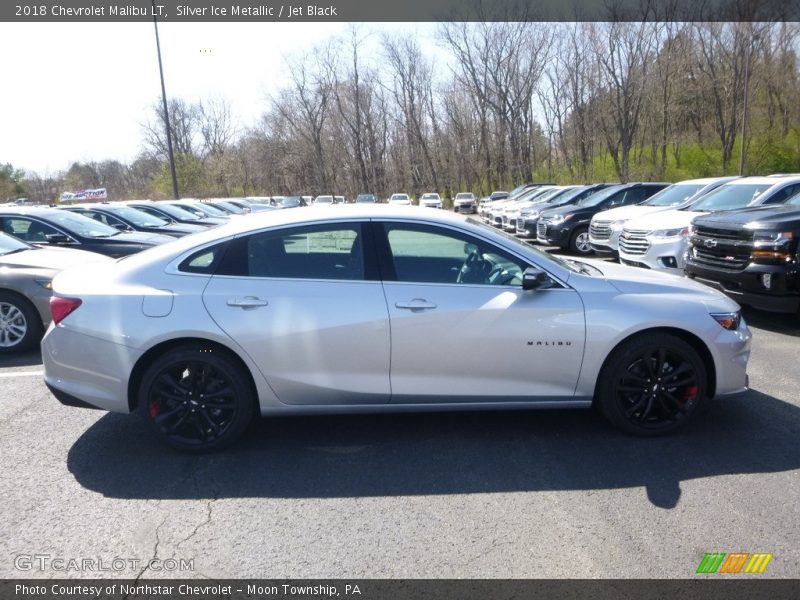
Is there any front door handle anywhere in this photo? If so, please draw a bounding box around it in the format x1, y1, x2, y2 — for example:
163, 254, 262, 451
395, 299, 437, 310
227, 296, 269, 308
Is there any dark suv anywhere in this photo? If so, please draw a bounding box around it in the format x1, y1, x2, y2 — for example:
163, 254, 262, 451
685, 200, 800, 313
536, 183, 669, 255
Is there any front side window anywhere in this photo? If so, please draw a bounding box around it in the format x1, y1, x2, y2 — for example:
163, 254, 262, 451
382, 223, 527, 286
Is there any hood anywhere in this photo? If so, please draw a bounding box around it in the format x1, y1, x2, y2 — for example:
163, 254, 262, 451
110, 231, 175, 245
578, 258, 735, 305
592, 204, 673, 222
0, 246, 112, 269
196, 217, 227, 226
540, 203, 591, 218
161, 223, 206, 234
692, 204, 800, 228
623, 209, 706, 231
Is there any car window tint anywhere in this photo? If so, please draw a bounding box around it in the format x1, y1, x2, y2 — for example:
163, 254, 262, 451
383, 224, 525, 286
4, 218, 58, 242
178, 242, 228, 274
245, 225, 364, 280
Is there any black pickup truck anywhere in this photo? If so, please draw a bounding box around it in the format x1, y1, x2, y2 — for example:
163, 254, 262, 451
684, 203, 800, 313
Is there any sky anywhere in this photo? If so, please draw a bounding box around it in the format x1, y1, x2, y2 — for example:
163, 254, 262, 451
1, 21, 442, 176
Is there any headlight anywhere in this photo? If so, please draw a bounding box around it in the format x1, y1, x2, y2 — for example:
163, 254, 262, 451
522, 210, 540, 219
652, 227, 689, 239
753, 231, 793, 242
710, 311, 741, 331
549, 214, 573, 225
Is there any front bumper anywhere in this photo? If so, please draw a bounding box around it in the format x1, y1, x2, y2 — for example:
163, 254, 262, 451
454, 203, 476, 214
536, 222, 571, 246
618, 236, 689, 274
589, 229, 621, 253
685, 261, 800, 313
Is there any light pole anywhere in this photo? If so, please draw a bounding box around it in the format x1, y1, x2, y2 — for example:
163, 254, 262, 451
739, 31, 758, 176
153, 0, 180, 199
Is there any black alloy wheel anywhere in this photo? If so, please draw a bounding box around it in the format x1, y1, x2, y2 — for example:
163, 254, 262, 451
139, 346, 254, 451
598, 333, 707, 435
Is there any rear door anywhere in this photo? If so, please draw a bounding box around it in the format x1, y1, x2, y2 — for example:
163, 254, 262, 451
202, 221, 391, 405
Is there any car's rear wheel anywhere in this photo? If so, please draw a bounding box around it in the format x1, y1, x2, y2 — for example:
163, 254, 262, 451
569, 226, 593, 255
0, 292, 43, 354
138, 345, 255, 452
597, 333, 707, 435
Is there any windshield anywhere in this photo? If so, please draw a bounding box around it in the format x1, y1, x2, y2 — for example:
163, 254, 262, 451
316, 196, 334, 203
184, 202, 226, 217
213, 201, 246, 214
391, 194, 409, 200
529, 188, 565, 203
142, 203, 201, 221
47, 211, 119, 237
356, 195, 375, 203
643, 184, 704, 207
549, 186, 589, 204
106, 206, 168, 227
281, 197, 302, 207
688, 184, 772, 211
466, 217, 581, 274
422, 194, 440, 200
577, 185, 625, 208
455, 193, 474, 200
0, 232, 31, 254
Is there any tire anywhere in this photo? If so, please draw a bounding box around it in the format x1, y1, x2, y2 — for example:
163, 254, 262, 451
138, 345, 255, 452
569, 226, 593, 255
596, 333, 707, 436
0, 291, 43, 354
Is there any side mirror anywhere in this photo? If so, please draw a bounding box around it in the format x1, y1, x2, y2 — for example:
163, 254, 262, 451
522, 266, 549, 290
44, 233, 72, 244
112, 223, 131, 231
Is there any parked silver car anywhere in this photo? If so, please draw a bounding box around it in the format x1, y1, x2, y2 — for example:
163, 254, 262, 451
0, 232, 110, 353
42, 206, 751, 451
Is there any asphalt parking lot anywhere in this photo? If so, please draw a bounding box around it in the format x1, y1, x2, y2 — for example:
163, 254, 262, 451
0, 306, 798, 579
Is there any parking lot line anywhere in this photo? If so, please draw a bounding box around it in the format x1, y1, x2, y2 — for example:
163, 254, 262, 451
0, 370, 44, 378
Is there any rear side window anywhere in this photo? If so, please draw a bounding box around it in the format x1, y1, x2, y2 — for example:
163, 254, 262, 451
216, 223, 369, 281
178, 242, 229, 274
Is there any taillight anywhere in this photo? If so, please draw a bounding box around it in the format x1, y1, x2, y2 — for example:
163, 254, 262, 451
50, 296, 82, 325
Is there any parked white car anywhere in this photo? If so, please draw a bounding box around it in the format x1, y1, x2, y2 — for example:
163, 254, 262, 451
419, 193, 443, 209
388, 193, 412, 206
453, 192, 477, 214
42, 205, 750, 451
619, 176, 800, 273
589, 177, 738, 254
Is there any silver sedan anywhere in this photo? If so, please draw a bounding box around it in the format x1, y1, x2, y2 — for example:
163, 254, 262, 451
0, 232, 110, 353
42, 206, 751, 451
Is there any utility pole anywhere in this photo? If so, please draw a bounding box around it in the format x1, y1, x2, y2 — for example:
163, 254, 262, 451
739, 30, 758, 176
153, 0, 180, 199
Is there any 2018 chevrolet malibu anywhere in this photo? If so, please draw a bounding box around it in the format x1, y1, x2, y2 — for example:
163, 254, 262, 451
42, 206, 751, 451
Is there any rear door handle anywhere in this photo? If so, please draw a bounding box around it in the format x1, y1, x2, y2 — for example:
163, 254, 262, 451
395, 299, 437, 310
227, 296, 269, 308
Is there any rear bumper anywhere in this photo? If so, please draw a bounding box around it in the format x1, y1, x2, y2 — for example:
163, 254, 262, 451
46, 381, 104, 410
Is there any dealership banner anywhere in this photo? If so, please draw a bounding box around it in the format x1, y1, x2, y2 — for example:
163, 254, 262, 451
60, 188, 107, 201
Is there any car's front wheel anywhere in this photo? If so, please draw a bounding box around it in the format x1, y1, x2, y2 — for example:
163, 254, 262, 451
569, 226, 593, 255
138, 345, 255, 452
597, 333, 707, 435
0, 291, 43, 354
